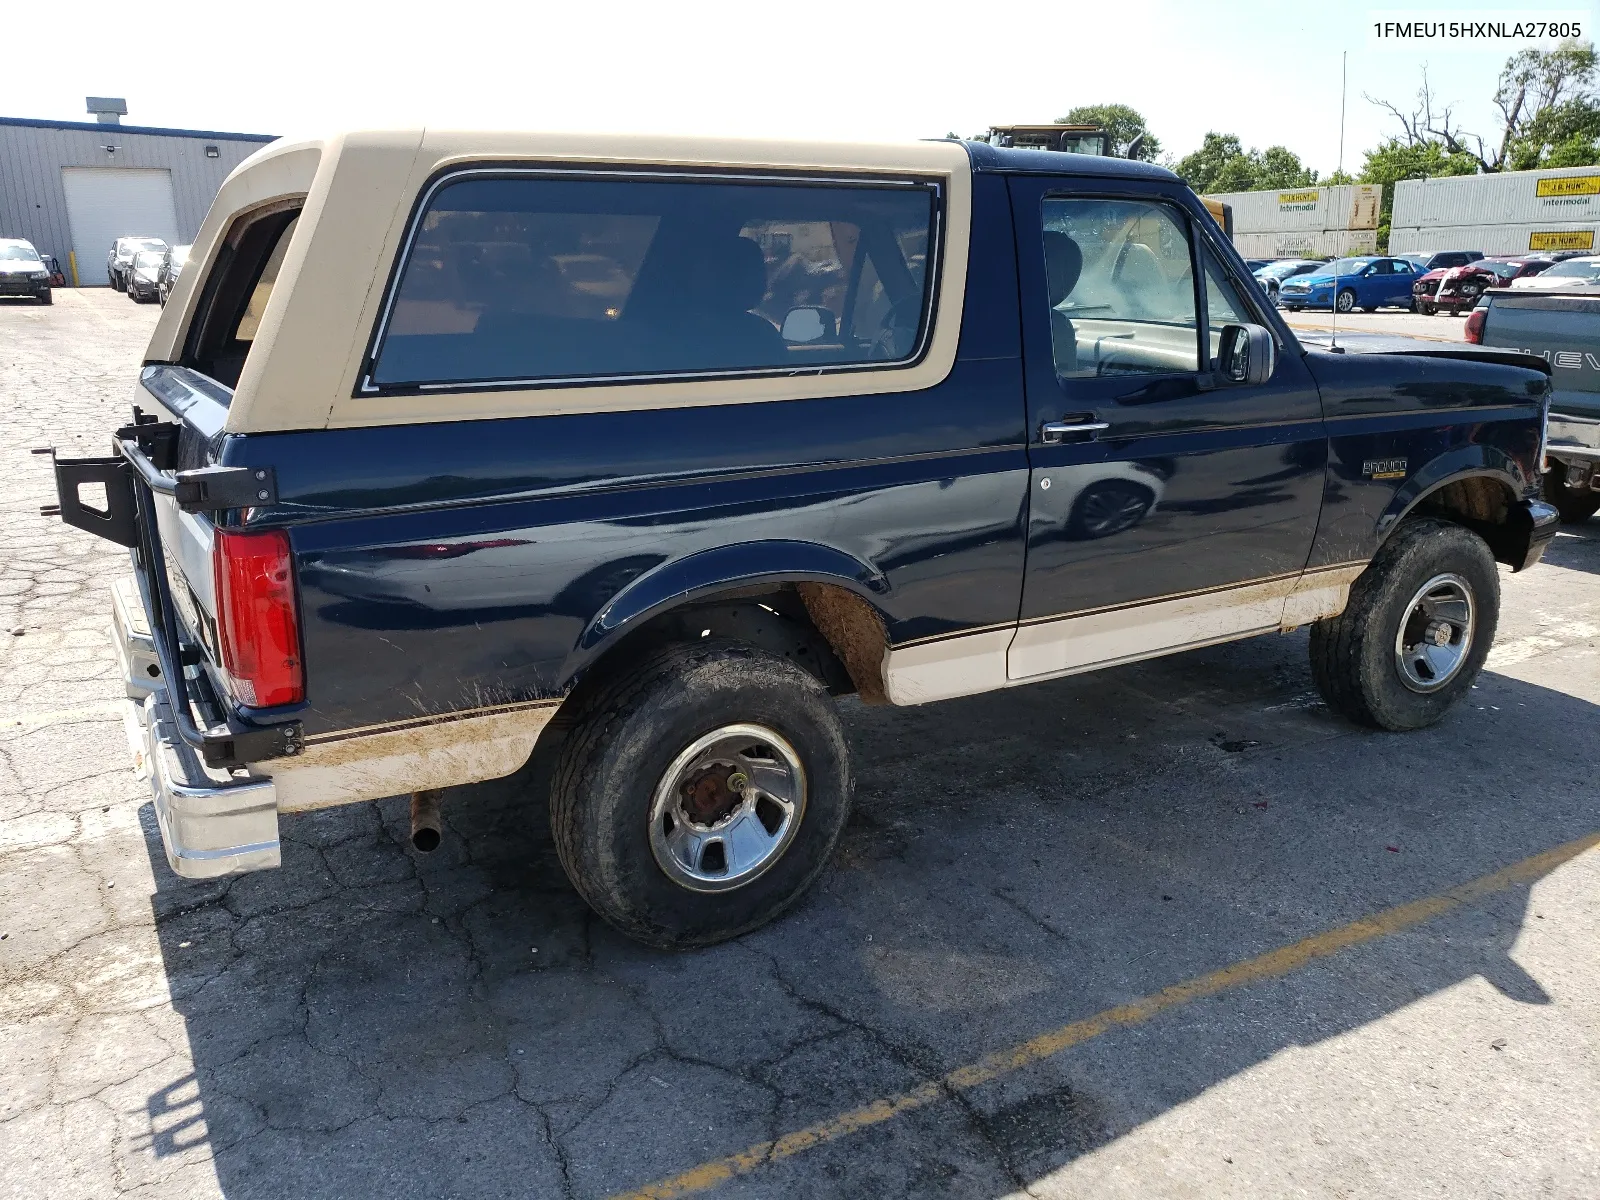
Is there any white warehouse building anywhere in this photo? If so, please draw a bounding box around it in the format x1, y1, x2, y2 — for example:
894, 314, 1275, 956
0, 101, 274, 286
1389, 165, 1600, 256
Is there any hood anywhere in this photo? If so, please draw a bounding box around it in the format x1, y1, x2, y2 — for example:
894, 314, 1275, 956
1296, 329, 1552, 374
0, 261, 44, 273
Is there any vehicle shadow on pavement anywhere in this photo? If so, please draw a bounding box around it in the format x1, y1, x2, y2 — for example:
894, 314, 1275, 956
1540, 519, 1600, 573
134, 630, 1598, 1200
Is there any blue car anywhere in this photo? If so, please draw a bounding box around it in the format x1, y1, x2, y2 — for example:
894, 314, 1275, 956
1277, 256, 1420, 313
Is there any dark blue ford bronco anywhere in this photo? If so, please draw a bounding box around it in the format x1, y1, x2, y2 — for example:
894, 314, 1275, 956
50, 130, 1558, 947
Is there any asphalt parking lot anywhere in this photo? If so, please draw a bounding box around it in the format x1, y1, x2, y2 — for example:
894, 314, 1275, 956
1, 291, 1596, 1200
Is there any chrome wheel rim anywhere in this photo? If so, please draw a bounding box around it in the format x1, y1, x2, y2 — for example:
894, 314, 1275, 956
1394, 573, 1475, 692
648, 723, 806, 893
1336, 290, 1355, 312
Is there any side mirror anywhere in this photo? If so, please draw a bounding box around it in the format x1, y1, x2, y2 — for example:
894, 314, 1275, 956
780, 305, 837, 344
1217, 323, 1275, 386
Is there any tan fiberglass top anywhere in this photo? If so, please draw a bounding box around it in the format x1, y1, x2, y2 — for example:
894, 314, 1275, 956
146, 130, 975, 434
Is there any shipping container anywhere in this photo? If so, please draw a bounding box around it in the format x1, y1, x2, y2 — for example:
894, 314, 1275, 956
1202, 184, 1382, 237
1231, 229, 1379, 259
1390, 166, 1600, 255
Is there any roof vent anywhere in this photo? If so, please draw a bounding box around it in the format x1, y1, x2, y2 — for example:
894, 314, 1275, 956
86, 97, 128, 126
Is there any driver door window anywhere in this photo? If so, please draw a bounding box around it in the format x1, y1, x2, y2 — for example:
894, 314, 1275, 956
1040, 197, 1199, 379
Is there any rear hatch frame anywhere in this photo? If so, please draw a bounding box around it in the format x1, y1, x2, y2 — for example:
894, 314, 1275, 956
50, 408, 303, 768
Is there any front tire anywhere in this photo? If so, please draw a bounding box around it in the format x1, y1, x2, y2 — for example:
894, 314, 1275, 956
1543, 462, 1600, 523
1336, 289, 1356, 313
1309, 518, 1499, 731
37, 289, 51, 306
550, 639, 853, 948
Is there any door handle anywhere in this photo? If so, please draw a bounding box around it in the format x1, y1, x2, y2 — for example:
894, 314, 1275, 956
1040, 420, 1110, 444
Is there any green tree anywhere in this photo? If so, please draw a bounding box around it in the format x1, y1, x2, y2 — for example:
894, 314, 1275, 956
1358, 138, 1478, 250
1056, 104, 1161, 160
1175, 133, 1318, 193
1368, 40, 1599, 172
1255, 145, 1318, 189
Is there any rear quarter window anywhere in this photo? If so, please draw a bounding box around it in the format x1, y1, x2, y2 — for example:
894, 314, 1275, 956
366, 171, 940, 391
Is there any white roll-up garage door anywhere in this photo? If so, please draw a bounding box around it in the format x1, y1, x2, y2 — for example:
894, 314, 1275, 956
60, 168, 181, 286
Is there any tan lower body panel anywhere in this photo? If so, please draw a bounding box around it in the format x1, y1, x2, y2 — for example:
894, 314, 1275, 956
264, 701, 561, 812
882, 564, 1366, 706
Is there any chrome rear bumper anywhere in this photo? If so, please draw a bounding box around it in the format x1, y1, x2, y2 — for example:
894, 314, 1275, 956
111, 575, 163, 701
114, 576, 280, 880
132, 693, 281, 879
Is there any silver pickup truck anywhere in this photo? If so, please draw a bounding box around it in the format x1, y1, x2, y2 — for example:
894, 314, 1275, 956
1468, 289, 1600, 523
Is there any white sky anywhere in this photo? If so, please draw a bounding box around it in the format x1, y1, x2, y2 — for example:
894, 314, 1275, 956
2, 0, 1597, 176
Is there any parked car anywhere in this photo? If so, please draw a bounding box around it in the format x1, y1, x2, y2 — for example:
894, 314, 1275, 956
107, 237, 168, 291
1277, 256, 1422, 312
51, 130, 1557, 949
37, 253, 65, 288
1253, 259, 1323, 303
0, 238, 52, 304
1509, 255, 1600, 291
1415, 256, 1555, 315
1467, 288, 1600, 522
125, 250, 166, 302
1242, 258, 1273, 272
1397, 250, 1484, 273
157, 244, 190, 306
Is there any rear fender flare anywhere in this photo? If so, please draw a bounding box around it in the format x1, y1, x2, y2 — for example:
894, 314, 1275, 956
563, 540, 889, 682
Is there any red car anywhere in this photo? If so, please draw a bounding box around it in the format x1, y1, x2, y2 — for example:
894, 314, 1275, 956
1413, 256, 1555, 315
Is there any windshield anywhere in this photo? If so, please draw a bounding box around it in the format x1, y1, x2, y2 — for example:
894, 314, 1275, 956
1543, 259, 1600, 280
134, 252, 164, 269
1326, 259, 1370, 275
0, 244, 41, 263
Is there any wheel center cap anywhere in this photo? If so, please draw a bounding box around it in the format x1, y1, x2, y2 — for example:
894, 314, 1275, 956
1425, 621, 1453, 647
681, 764, 744, 826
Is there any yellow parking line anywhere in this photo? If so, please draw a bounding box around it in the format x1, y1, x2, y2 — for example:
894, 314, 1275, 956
611, 831, 1600, 1200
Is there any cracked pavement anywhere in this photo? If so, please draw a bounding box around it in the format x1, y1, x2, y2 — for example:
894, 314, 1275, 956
1, 290, 1597, 1199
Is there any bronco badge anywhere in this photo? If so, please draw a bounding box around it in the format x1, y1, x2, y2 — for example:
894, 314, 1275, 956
1363, 458, 1408, 480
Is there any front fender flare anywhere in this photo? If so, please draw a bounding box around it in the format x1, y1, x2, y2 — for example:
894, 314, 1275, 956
565, 539, 889, 678
1376, 446, 1528, 540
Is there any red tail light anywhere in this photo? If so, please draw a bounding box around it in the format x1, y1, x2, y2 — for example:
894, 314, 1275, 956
213, 528, 304, 708
1463, 308, 1486, 344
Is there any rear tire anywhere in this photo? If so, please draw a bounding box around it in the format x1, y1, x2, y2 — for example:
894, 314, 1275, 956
1309, 518, 1499, 731
550, 639, 853, 948
1543, 463, 1600, 523
1285, 305, 1303, 312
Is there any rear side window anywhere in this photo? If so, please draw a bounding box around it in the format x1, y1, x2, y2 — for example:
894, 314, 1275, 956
366, 172, 939, 390
183, 206, 301, 393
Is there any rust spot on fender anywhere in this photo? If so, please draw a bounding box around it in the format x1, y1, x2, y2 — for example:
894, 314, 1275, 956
797, 583, 888, 704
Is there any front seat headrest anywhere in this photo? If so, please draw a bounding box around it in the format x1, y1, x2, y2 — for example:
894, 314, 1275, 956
1043, 231, 1083, 306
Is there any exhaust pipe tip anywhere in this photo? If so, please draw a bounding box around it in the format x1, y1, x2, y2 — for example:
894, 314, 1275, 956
410, 790, 443, 853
